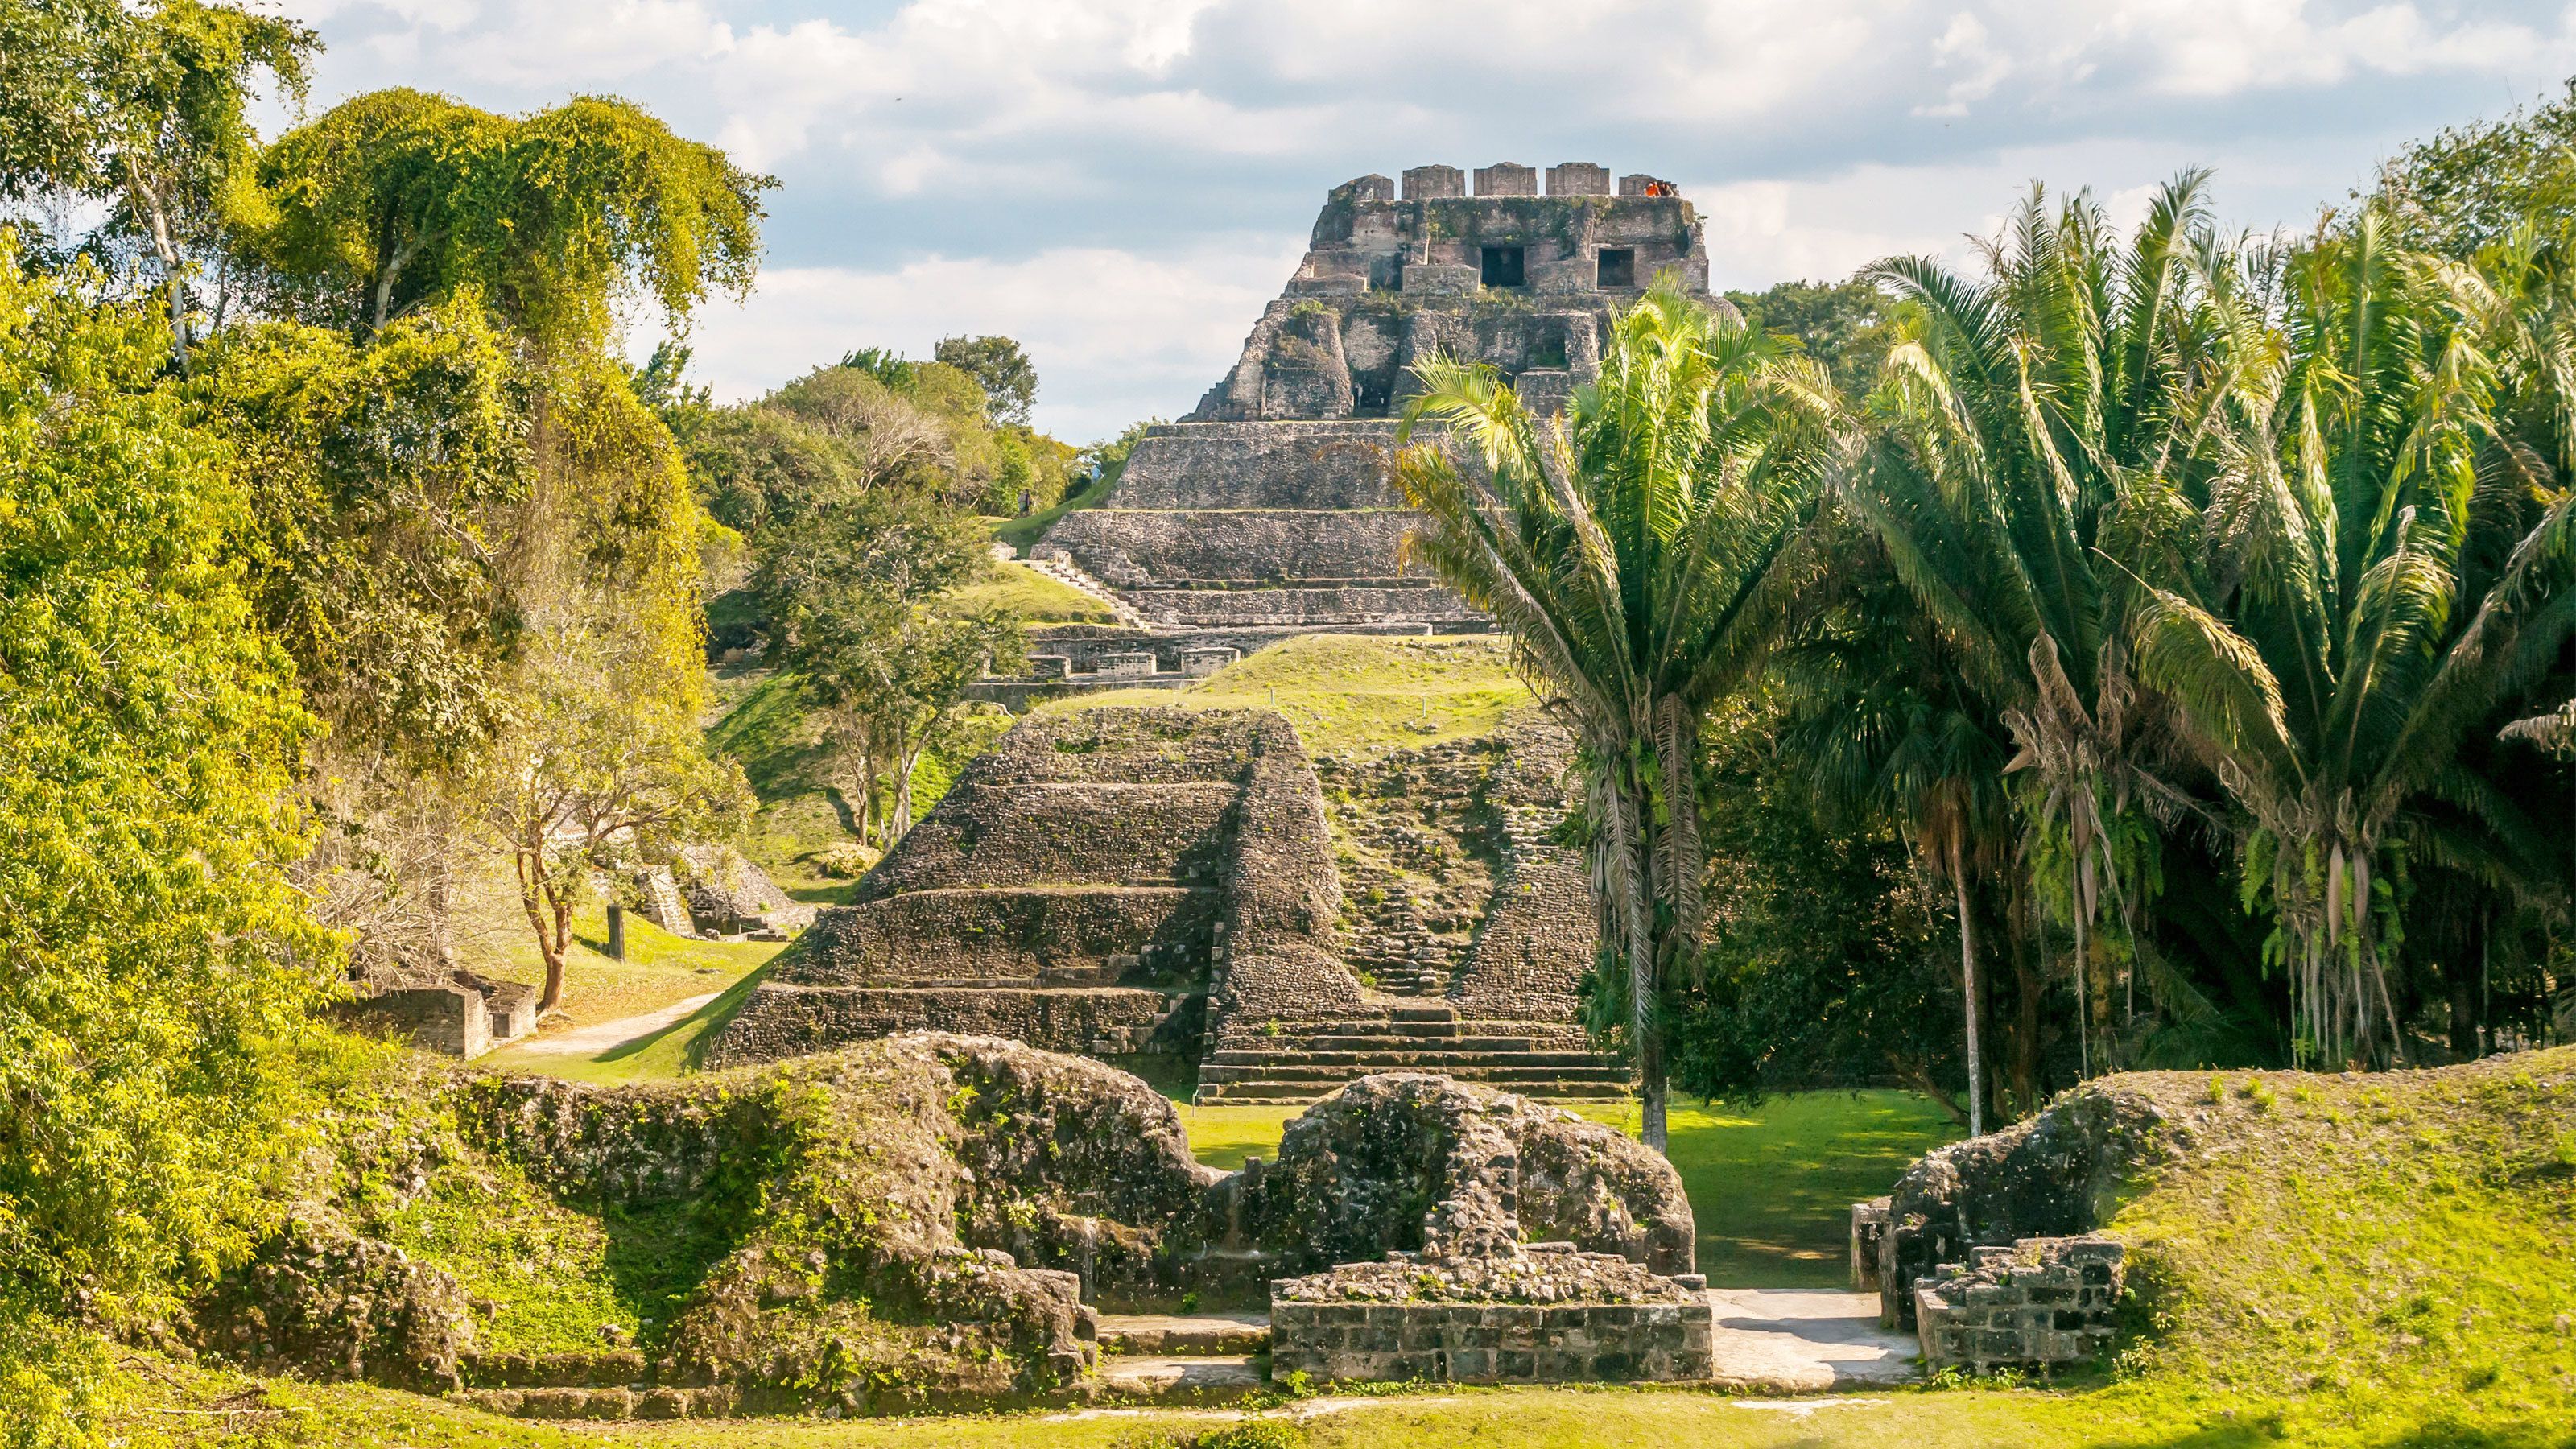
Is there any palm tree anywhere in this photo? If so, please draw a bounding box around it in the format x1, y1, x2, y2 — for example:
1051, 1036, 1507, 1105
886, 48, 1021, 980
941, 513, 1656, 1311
1391, 285, 1837, 1152
2124, 207, 2576, 1067
1772, 568, 2015, 1132
1841, 175, 2259, 1071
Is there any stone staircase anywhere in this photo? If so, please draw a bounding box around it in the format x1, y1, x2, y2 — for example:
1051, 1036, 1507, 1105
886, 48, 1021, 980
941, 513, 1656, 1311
1022, 550, 1153, 630
1093, 1311, 1268, 1402
1194, 1004, 1629, 1104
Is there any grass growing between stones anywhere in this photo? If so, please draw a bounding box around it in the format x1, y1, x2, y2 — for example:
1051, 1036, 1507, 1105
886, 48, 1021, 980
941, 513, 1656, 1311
1049, 634, 1535, 759
949, 559, 1126, 625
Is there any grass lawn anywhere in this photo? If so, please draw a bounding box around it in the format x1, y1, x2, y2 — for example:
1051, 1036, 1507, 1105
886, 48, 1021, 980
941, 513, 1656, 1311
90, 1359, 2457, 1449
1049, 634, 1538, 759
1178, 1089, 1959, 1288
473, 902, 782, 1034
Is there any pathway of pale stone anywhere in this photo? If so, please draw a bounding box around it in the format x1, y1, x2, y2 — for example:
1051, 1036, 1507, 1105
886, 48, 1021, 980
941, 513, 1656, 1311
497, 993, 718, 1057
1095, 1290, 1918, 1399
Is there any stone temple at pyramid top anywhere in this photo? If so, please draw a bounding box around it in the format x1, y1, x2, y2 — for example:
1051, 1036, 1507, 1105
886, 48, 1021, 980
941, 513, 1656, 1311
1032, 163, 1715, 633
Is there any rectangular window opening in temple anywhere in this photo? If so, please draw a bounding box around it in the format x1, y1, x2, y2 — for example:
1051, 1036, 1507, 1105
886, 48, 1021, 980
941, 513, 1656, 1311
1597, 248, 1636, 289
1480, 246, 1525, 287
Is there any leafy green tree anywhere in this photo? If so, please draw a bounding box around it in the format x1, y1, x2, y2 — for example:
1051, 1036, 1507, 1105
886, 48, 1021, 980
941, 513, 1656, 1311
753, 498, 1022, 845
2375, 76, 2576, 254
243, 88, 770, 349
1842, 175, 2265, 1080
1725, 275, 1899, 395
0, 0, 313, 366
478, 624, 750, 1013
0, 246, 341, 1435
2124, 208, 2576, 1067
194, 298, 530, 767
934, 332, 1038, 427
1394, 284, 1836, 1152
1672, 693, 1960, 1112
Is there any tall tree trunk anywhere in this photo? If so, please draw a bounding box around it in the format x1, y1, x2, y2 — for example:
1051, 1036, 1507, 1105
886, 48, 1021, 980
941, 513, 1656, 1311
1951, 835, 1984, 1137
516, 848, 566, 1014
125, 159, 188, 371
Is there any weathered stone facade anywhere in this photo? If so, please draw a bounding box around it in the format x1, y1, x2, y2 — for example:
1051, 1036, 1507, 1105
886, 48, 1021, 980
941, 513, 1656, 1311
706, 708, 1352, 1070
1269, 1265, 1714, 1385
1856, 1078, 2177, 1377
1026, 162, 1719, 634
334, 969, 537, 1060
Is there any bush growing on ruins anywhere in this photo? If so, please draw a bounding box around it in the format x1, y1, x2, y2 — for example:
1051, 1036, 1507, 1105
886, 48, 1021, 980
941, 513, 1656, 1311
1393, 283, 1839, 1153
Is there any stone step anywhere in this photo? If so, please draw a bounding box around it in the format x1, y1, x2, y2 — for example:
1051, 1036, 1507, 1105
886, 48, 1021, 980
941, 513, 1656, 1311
1094, 1313, 1269, 1356
1195, 1080, 1630, 1104
1095, 1354, 1265, 1402
1216, 1021, 1576, 1041
1195, 1063, 1631, 1086
1206, 1048, 1614, 1069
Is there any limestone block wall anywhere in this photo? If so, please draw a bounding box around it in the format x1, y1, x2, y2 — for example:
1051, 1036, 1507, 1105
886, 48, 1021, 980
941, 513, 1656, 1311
856, 785, 1238, 899
1105, 422, 1406, 510
704, 985, 1200, 1068
1913, 1236, 2125, 1374
1042, 509, 1426, 588
1269, 1295, 1713, 1385
778, 887, 1221, 986
1122, 584, 1479, 630
336, 985, 487, 1059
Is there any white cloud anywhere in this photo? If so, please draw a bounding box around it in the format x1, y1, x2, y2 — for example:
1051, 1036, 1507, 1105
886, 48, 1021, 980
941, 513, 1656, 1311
1917, 11, 2013, 118
298, 0, 2576, 430
669, 240, 1303, 440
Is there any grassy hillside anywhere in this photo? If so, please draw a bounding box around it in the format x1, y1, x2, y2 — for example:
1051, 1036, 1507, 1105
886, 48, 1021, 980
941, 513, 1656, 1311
704, 666, 1012, 906
1049, 634, 1538, 758
948, 559, 1125, 625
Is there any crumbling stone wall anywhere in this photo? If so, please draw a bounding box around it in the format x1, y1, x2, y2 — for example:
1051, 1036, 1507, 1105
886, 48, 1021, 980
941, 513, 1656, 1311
192, 1042, 1697, 1414
1269, 1252, 1713, 1385
1913, 1236, 2125, 1374
1870, 1081, 2174, 1331
706, 984, 1199, 1067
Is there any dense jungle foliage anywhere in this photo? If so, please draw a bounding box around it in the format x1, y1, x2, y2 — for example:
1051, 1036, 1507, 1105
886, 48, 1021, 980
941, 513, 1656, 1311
5, 0, 2576, 1440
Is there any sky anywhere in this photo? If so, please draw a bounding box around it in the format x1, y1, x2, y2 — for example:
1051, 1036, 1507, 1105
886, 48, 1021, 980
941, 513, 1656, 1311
287, 0, 2576, 441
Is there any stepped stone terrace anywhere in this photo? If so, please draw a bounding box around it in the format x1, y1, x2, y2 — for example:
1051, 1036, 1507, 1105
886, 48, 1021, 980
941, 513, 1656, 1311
712, 704, 1624, 1104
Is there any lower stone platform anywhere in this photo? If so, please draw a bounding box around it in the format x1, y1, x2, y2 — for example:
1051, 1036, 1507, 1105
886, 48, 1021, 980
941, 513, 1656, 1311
704, 984, 1203, 1068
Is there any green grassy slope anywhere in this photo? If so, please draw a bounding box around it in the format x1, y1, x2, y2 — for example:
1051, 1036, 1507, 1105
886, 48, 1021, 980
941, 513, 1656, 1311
948, 559, 1125, 625
473, 902, 780, 1033
1048, 634, 1537, 758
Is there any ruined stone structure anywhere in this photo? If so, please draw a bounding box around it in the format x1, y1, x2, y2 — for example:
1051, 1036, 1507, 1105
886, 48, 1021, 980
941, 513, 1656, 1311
196, 1038, 1703, 1415
1852, 1078, 2172, 1376
709, 708, 1321, 1069
709, 704, 1622, 1103
1026, 161, 1717, 641
336, 969, 537, 1060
